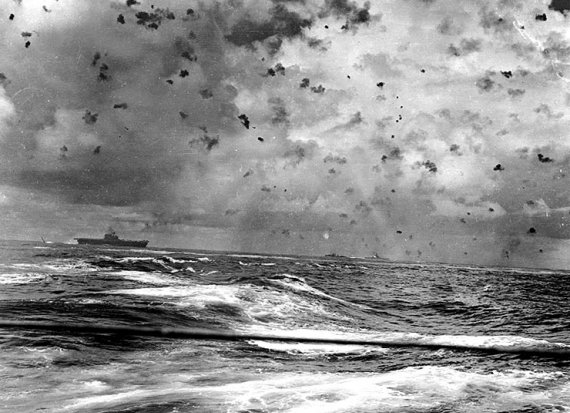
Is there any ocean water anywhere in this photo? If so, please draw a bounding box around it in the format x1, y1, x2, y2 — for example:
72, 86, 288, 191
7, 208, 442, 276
0, 240, 569, 413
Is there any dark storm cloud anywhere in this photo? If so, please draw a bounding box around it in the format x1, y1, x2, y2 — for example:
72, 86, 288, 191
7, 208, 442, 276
0, 0, 247, 214
225, 4, 312, 52
5, 165, 180, 206
319, 0, 372, 29
549, 0, 570, 14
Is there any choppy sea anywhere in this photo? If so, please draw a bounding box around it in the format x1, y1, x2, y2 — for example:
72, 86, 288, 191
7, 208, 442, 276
0, 239, 569, 412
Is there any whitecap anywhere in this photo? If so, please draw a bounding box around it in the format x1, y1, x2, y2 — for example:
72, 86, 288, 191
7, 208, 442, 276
214, 366, 569, 413
238, 326, 570, 357
268, 274, 371, 309
0, 273, 46, 284
105, 283, 346, 324
248, 340, 388, 356
106, 285, 242, 309
112, 271, 180, 285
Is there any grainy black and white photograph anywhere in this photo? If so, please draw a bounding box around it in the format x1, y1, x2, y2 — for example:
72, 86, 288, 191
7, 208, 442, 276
1, 0, 570, 411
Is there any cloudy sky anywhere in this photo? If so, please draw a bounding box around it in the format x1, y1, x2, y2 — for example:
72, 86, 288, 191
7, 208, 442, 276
1, 0, 570, 268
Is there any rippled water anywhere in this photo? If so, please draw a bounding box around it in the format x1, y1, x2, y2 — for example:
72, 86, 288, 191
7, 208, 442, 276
0, 240, 569, 412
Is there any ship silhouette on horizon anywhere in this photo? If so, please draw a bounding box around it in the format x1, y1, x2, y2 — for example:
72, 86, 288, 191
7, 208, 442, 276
75, 228, 148, 248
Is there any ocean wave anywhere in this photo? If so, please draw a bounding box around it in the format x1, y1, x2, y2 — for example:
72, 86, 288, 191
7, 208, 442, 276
267, 273, 370, 309
9, 260, 97, 275
228, 253, 266, 259
106, 286, 243, 308
0, 273, 48, 284
216, 366, 569, 413
76, 298, 105, 305
57, 366, 569, 413
110, 271, 182, 285
126, 249, 176, 255
247, 340, 389, 356
420, 334, 569, 351
63, 389, 151, 411
237, 287, 350, 324
228, 253, 296, 260
358, 331, 570, 354
105, 283, 348, 324
89, 256, 196, 273
237, 325, 570, 357
240, 325, 390, 356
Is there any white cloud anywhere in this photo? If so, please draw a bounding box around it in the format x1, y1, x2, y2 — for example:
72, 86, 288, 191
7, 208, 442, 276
0, 88, 15, 143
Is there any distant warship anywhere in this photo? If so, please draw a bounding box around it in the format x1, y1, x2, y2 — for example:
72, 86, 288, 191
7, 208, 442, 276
75, 229, 148, 248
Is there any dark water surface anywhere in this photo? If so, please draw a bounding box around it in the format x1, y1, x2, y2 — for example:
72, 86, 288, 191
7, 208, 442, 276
0, 240, 569, 412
